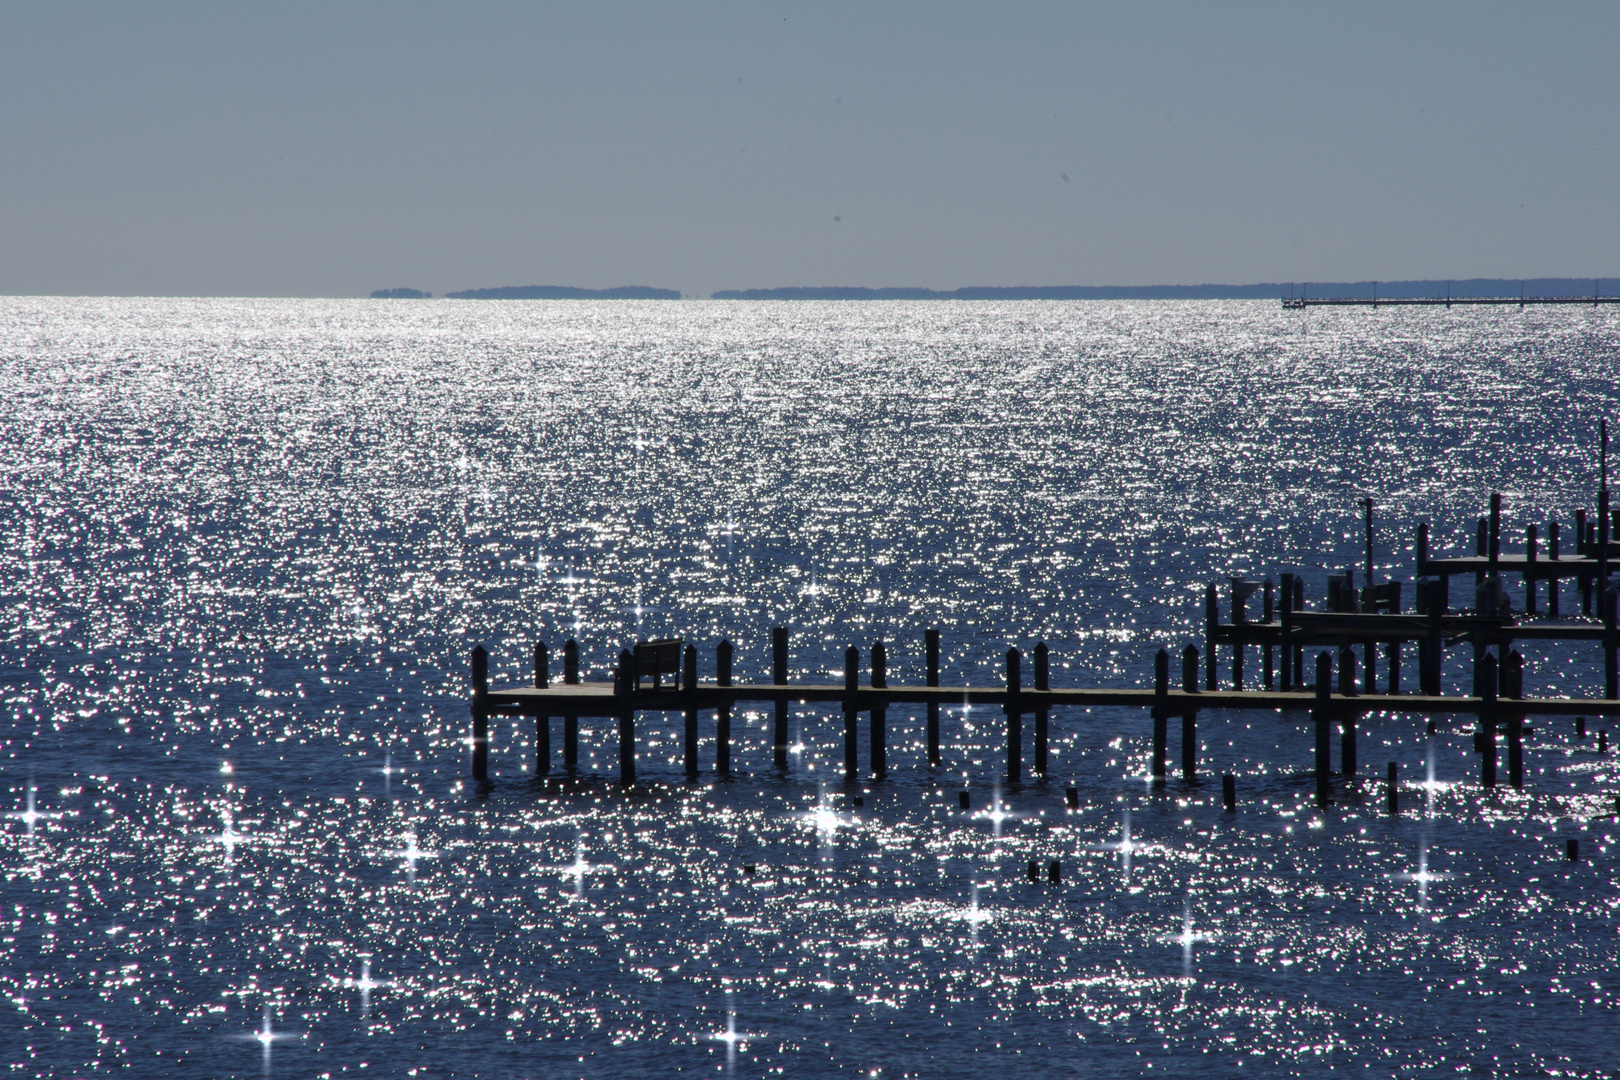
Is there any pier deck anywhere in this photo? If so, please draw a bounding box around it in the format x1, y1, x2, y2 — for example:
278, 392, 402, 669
488, 682, 1620, 718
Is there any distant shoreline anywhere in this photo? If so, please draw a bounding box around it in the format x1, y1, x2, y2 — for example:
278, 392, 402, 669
366, 278, 1617, 301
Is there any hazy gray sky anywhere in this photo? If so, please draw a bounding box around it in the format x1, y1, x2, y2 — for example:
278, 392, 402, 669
3, 2, 1617, 297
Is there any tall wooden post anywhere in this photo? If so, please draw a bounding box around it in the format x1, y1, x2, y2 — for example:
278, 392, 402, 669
925, 629, 941, 766
1314, 652, 1332, 804
1279, 573, 1294, 691
843, 645, 859, 782
1605, 586, 1618, 700
471, 645, 489, 782
1479, 651, 1497, 789
1006, 647, 1022, 781
617, 649, 636, 784
1263, 579, 1275, 691
1548, 520, 1561, 617
773, 626, 789, 771
563, 639, 579, 772
683, 644, 699, 778
1152, 648, 1169, 778
1033, 642, 1050, 777
870, 640, 887, 779
1231, 580, 1245, 692
716, 640, 733, 776
1525, 524, 1539, 614
1293, 577, 1306, 687
535, 640, 550, 775
1506, 650, 1524, 790
1338, 646, 1358, 778
1422, 583, 1443, 696
1181, 645, 1199, 784
1489, 493, 1501, 570
1416, 522, 1429, 576
1204, 584, 1218, 690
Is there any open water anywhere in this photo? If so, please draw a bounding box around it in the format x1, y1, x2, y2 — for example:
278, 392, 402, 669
1, 298, 1617, 1078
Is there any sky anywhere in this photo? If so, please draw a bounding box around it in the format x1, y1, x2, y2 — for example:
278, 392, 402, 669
1, 1, 1617, 298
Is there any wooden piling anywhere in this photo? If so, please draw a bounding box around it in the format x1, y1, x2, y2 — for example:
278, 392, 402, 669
773, 627, 789, 770
1006, 647, 1023, 780
1034, 642, 1050, 777
471, 645, 489, 782
1293, 577, 1306, 686
1222, 773, 1235, 810
1152, 648, 1169, 778
1549, 520, 1561, 617
1506, 650, 1524, 789
564, 639, 579, 771
683, 644, 699, 778
843, 645, 859, 782
1386, 761, 1399, 815
1263, 579, 1275, 691
1421, 585, 1443, 696
535, 640, 550, 774
1339, 646, 1358, 778
1605, 585, 1618, 700
1314, 652, 1332, 803
1181, 644, 1199, 784
617, 650, 636, 784
925, 629, 941, 766
1489, 493, 1502, 570
1479, 652, 1498, 788
716, 640, 733, 776
1204, 584, 1218, 690
1525, 524, 1539, 614
1566, 838, 1579, 862
1279, 572, 1295, 691
1386, 641, 1400, 695
871, 640, 888, 780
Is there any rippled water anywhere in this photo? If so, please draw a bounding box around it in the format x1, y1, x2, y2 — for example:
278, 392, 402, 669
2, 298, 1618, 1077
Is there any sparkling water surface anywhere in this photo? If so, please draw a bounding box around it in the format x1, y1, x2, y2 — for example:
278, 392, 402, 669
2, 298, 1617, 1077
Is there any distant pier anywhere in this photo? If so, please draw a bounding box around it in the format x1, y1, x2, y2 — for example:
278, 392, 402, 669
1282, 293, 1619, 310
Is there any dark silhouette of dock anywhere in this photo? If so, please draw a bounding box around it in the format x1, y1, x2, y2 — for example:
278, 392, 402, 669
469, 431, 1620, 803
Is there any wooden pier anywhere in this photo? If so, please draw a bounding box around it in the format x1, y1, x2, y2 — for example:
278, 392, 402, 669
1281, 293, 1618, 310
470, 489, 1620, 799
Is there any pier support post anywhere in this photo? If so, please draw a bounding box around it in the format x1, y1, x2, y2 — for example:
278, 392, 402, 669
1478, 652, 1498, 788
1182, 644, 1199, 784
1314, 652, 1332, 804
535, 641, 550, 775
1386, 762, 1399, 815
564, 639, 579, 772
683, 644, 699, 778
1204, 584, 1218, 690
1006, 647, 1023, 781
1339, 647, 1358, 778
1526, 525, 1539, 614
925, 629, 941, 766
1263, 579, 1275, 691
471, 645, 489, 782
1506, 650, 1524, 789
843, 645, 859, 782
1034, 642, 1050, 777
1387, 642, 1400, 695
1279, 573, 1294, 691
773, 627, 789, 771
1421, 582, 1443, 696
716, 640, 733, 776
1605, 588, 1618, 700
1293, 577, 1306, 687
871, 640, 887, 780
617, 650, 636, 784
1549, 521, 1561, 617
1152, 648, 1169, 778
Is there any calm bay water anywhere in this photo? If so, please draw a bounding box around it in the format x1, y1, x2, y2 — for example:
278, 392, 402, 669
1, 298, 1617, 1077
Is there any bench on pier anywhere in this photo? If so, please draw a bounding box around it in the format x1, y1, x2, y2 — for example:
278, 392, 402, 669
633, 638, 683, 691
